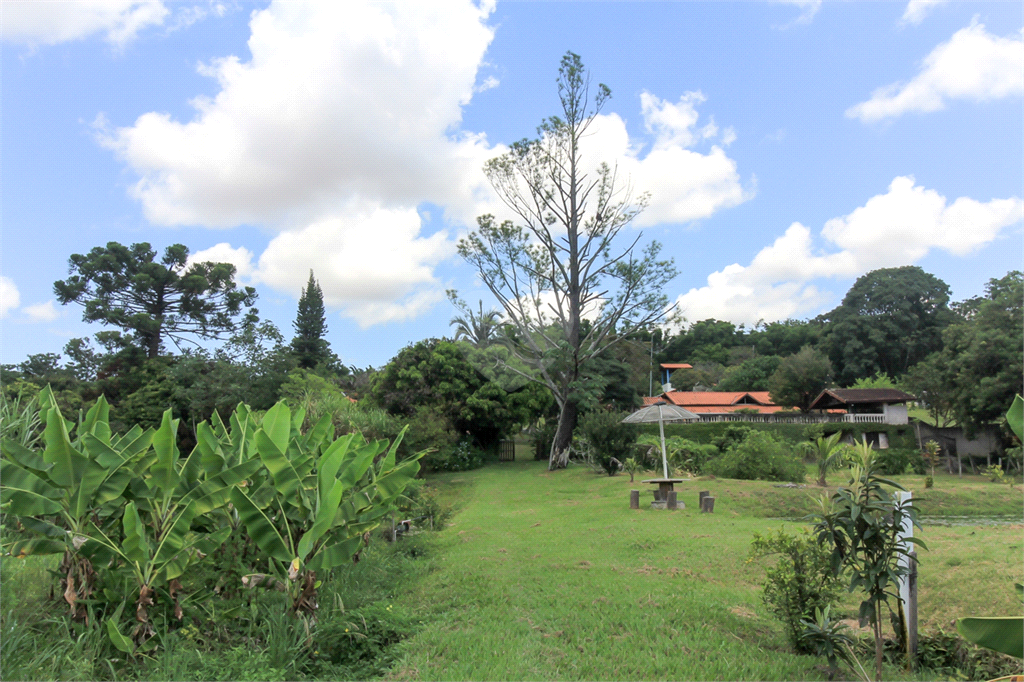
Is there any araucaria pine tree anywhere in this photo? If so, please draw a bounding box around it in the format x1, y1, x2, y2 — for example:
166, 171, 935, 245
291, 270, 332, 369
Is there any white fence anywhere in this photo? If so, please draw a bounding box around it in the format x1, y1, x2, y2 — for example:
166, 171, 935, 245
694, 413, 890, 424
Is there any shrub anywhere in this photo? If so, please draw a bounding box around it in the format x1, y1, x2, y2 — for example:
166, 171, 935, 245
314, 601, 417, 680
532, 420, 558, 461
750, 528, 845, 653
579, 410, 635, 475
425, 439, 484, 472
874, 447, 925, 475
705, 431, 806, 482
711, 424, 755, 452
667, 437, 719, 475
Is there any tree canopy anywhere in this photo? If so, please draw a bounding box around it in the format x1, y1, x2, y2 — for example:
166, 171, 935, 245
768, 345, 833, 412
456, 52, 676, 469
54, 242, 257, 359
942, 271, 1023, 434
820, 266, 953, 385
291, 270, 334, 370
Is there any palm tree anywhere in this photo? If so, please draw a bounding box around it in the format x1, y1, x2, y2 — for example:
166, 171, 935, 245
806, 431, 848, 487
450, 300, 502, 348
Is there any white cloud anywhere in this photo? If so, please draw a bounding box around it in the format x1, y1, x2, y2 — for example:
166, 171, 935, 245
254, 205, 454, 328
24, 300, 60, 322
0, 277, 20, 319
675, 176, 1024, 326
188, 243, 256, 281
584, 96, 749, 227
2, 0, 169, 47
100, 0, 748, 326
847, 23, 1024, 122
901, 0, 946, 26
99, 0, 499, 229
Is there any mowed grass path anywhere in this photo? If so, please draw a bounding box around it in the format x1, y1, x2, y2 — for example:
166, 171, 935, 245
384, 462, 1022, 681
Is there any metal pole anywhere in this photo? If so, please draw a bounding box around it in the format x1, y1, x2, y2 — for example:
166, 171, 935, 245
659, 412, 669, 480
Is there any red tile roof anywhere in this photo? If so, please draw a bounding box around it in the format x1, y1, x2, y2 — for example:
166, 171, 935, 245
660, 363, 693, 370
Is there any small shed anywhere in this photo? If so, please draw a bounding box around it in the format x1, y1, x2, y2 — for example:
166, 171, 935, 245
809, 388, 916, 425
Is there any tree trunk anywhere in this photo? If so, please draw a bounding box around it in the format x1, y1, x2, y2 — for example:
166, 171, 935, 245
549, 400, 578, 470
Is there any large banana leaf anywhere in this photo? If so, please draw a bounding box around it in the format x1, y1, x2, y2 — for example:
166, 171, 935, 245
149, 410, 181, 493
0, 460, 64, 515
260, 402, 292, 455
255, 430, 307, 508
1008, 394, 1023, 441
230, 487, 292, 562
957, 617, 1023, 658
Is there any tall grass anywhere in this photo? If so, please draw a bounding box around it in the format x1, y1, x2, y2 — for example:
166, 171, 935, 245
0, 393, 42, 449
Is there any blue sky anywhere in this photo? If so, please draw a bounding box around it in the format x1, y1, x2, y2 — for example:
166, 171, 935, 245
2, 0, 1022, 369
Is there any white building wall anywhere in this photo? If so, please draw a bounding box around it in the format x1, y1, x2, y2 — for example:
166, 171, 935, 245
883, 403, 908, 425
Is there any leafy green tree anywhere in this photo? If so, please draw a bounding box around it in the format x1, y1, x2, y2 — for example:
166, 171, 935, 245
661, 319, 738, 364
943, 271, 1023, 434
670, 362, 725, 391
370, 339, 546, 448
291, 271, 335, 370
901, 354, 957, 427
820, 266, 953, 385
54, 242, 257, 359
717, 355, 783, 392
748, 319, 824, 359
456, 52, 677, 469
850, 372, 896, 389
768, 345, 833, 412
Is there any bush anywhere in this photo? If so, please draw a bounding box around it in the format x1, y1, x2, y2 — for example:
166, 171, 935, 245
711, 424, 755, 452
578, 410, 636, 475
637, 435, 720, 475
705, 430, 806, 482
424, 439, 484, 472
750, 528, 846, 653
874, 447, 925, 475
532, 420, 558, 461
313, 601, 418, 680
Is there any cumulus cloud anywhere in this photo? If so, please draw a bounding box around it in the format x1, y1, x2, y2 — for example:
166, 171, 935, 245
188, 243, 256, 281
24, 300, 60, 322
901, 0, 947, 25
98, 1, 499, 228
254, 205, 454, 328
100, 0, 748, 326
847, 23, 1024, 122
581, 95, 749, 227
2, 0, 170, 47
675, 177, 1024, 326
0, 277, 20, 319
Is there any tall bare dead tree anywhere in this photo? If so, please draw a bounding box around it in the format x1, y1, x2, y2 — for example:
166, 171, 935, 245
457, 52, 677, 470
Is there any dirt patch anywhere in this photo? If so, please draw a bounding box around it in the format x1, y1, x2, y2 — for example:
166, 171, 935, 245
729, 606, 757, 619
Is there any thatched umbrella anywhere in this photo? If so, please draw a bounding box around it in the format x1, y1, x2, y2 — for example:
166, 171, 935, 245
621, 403, 699, 479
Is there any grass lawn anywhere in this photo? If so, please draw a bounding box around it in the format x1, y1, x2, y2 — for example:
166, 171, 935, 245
381, 461, 1023, 681
2, 459, 1020, 681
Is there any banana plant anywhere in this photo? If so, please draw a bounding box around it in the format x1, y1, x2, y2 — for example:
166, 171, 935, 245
1, 388, 155, 618
230, 401, 423, 616
92, 407, 263, 645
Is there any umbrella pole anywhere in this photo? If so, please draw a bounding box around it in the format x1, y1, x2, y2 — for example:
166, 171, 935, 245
659, 417, 669, 479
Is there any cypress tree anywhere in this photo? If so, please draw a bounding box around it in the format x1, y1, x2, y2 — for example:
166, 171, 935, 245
291, 270, 331, 369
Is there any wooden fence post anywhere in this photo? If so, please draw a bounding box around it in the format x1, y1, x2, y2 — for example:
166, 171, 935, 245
908, 550, 918, 664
